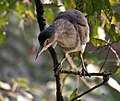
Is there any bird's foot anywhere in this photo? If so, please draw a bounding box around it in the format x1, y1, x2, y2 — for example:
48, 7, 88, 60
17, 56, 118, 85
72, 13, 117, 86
81, 68, 91, 77
54, 61, 64, 75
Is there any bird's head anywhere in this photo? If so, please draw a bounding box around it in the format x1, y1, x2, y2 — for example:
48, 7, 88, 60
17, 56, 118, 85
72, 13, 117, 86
35, 24, 56, 59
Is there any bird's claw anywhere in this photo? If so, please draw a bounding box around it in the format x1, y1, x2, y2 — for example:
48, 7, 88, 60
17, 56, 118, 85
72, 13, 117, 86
81, 68, 91, 77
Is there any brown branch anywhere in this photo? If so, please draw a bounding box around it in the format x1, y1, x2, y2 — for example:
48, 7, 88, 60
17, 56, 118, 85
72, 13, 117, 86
34, 0, 63, 101
60, 70, 112, 77
35, 0, 46, 31
48, 47, 63, 101
70, 72, 110, 101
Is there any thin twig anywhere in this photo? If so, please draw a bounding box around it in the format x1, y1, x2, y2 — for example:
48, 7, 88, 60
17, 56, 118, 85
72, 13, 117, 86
70, 72, 110, 101
109, 44, 120, 63
70, 80, 106, 101
99, 48, 110, 72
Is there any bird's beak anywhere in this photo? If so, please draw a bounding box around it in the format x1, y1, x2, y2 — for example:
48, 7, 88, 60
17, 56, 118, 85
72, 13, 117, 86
35, 46, 47, 60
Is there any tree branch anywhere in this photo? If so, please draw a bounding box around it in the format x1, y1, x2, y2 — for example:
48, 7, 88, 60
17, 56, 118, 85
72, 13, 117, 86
60, 70, 112, 77
34, 0, 63, 101
48, 47, 63, 101
70, 72, 111, 101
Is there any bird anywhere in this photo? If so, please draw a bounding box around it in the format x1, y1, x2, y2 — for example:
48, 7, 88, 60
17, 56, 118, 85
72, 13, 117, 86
36, 9, 90, 75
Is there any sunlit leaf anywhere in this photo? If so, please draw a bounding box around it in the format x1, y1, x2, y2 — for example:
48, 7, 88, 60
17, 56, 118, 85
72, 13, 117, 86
0, 0, 9, 11
69, 2, 76, 9
109, 0, 120, 5
91, 38, 106, 47
69, 88, 80, 101
91, 25, 99, 39
17, 78, 29, 89
26, 10, 35, 20
116, 68, 120, 75
45, 9, 54, 24
16, 2, 27, 14
0, 29, 6, 45
0, 18, 8, 27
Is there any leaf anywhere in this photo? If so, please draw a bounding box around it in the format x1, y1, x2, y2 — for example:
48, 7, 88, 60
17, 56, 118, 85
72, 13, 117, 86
62, 0, 73, 10
16, 2, 27, 14
44, 9, 54, 24
91, 38, 106, 47
26, 10, 36, 20
85, 0, 94, 15
69, 89, 80, 101
0, 18, 8, 27
114, 12, 120, 19
0, 29, 6, 45
91, 24, 99, 39
105, 24, 120, 42
74, 0, 85, 12
116, 68, 120, 75
17, 78, 29, 89
102, 0, 113, 22
92, 0, 103, 15
0, 0, 9, 11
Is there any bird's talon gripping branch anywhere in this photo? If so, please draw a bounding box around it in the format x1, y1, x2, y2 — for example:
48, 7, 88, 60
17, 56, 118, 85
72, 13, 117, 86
81, 68, 91, 77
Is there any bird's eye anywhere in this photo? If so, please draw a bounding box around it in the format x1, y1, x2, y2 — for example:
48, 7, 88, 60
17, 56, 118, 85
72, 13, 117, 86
44, 39, 49, 46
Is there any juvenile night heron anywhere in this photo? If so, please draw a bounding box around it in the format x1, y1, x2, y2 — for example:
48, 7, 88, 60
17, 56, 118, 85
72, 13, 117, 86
36, 9, 89, 74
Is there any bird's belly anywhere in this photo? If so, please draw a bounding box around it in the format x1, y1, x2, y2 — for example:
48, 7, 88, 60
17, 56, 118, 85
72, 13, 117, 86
57, 32, 77, 49
57, 34, 86, 53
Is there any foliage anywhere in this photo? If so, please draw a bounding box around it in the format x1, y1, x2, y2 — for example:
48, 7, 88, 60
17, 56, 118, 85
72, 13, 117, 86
0, 0, 120, 101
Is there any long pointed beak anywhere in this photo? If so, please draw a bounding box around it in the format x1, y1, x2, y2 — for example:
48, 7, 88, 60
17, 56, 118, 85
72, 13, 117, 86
35, 46, 47, 60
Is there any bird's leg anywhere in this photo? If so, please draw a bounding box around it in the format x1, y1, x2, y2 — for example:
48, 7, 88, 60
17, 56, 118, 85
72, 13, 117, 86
65, 53, 77, 69
80, 53, 90, 77
55, 57, 66, 75
59, 57, 66, 68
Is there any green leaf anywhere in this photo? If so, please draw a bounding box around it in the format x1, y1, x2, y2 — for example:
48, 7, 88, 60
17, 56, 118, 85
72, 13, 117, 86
91, 25, 99, 39
16, 2, 27, 14
17, 78, 29, 89
0, 0, 9, 11
116, 68, 120, 75
85, 0, 94, 15
0, 29, 6, 45
102, 0, 113, 22
26, 10, 36, 20
91, 38, 106, 47
69, 89, 80, 101
45, 9, 54, 24
106, 24, 120, 42
74, 0, 85, 12
0, 18, 8, 27
114, 12, 120, 19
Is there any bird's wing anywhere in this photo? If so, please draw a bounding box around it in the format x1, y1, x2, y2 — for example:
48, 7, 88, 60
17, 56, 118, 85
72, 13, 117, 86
74, 24, 89, 44
55, 10, 89, 44
55, 10, 87, 26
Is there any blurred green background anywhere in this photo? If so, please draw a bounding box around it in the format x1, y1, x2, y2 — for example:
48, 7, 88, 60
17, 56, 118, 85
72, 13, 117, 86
0, 0, 120, 101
